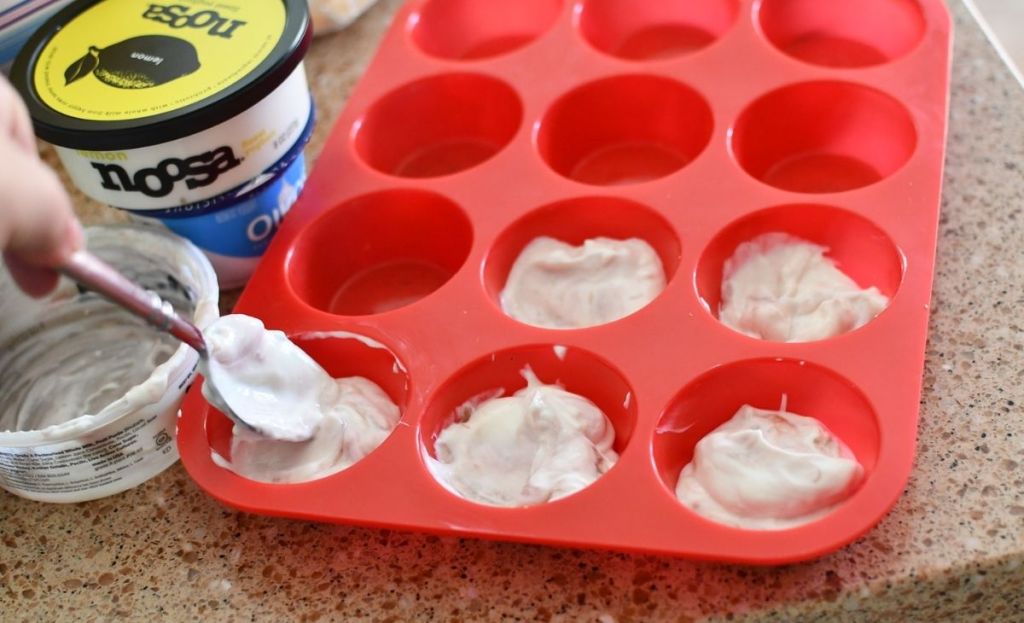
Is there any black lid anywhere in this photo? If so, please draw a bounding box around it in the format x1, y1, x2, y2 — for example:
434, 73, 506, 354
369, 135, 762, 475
9, 0, 311, 150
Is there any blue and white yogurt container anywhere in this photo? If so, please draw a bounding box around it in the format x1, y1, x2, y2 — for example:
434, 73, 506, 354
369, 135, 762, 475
130, 112, 313, 288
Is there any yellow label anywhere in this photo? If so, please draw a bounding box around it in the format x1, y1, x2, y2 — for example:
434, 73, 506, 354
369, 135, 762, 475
34, 1, 286, 121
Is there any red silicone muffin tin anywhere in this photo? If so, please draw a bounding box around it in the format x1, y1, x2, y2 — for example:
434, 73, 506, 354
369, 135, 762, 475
178, 0, 952, 564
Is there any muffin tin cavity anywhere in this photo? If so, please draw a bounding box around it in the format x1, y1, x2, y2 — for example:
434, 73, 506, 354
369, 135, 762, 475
483, 197, 681, 324
354, 74, 522, 178
206, 331, 410, 465
579, 0, 739, 61
411, 0, 563, 60
759, 0, 926, 68
652, 359, 880, 509
287, 190, 472, 315
696, 204, 903, 332
537, 75, 713, 186
731, 81, 917, 193
419, 345, 637, 488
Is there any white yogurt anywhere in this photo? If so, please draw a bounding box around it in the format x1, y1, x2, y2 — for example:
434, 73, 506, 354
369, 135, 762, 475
0, 225, 219, 503
427, 367, 618, 507
0, 304, 178, 433
500, 236, 666, 329
203, 315, 400, 484
675, 401, 863, 530
719, 233, 889, 342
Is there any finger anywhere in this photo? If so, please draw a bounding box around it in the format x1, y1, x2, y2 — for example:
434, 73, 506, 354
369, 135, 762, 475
0, 76, 36, 156
0, 144, 82, 272
3, 250, 60, 297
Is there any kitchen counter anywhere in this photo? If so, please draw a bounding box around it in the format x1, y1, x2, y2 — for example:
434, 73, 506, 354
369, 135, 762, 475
3, 1, 1023, 620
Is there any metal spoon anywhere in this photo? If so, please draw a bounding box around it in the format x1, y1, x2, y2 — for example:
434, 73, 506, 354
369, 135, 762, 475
59, 248, 261, 436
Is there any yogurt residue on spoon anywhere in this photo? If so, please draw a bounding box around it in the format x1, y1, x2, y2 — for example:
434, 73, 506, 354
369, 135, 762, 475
426, 367, 618, 507
675, 400, 863, 530
202, 315, 399, 484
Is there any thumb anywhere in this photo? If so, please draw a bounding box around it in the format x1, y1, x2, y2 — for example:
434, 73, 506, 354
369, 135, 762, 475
0, 144, 82, 296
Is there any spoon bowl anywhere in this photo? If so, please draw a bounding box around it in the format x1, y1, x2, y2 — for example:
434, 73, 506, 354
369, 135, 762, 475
59, 249, 281, 438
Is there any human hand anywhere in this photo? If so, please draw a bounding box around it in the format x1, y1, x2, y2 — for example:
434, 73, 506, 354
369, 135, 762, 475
0, 75, 81, 297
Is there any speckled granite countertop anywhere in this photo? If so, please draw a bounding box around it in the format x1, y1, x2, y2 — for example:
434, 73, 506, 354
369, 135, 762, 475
2, 1, 1023, 621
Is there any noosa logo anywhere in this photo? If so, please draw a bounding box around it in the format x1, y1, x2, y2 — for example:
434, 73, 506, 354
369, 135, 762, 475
142, 4, 248, 39
89, 147, 243, 198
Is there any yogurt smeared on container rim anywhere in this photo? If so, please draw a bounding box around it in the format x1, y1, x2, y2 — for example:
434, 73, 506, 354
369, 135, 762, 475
0, 225, 219, 503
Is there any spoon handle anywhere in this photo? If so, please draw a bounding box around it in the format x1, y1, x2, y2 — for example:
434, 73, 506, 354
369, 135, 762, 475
60, 249, 207, 355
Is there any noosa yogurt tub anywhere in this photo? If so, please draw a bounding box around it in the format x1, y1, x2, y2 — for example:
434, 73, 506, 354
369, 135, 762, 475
129, 110, 314, 288
10, 0, 313, 284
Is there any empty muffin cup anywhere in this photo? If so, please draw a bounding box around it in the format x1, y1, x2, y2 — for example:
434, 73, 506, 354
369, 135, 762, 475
287, 189, 473, 315
353, 73, 522, 178
578, 0, 739, 61
537, 75, 713, 185
731, 81, 917, 193
759, 0, 926, 68
411, 0, 563, 60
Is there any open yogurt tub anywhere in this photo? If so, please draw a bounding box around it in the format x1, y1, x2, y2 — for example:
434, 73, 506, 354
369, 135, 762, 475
0, 225, 218, 503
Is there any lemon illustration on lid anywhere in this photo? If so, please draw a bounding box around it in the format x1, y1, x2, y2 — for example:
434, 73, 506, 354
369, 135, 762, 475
65, 35, 201, 90
9, 0, 310, 151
